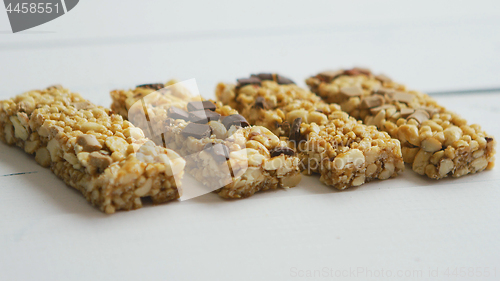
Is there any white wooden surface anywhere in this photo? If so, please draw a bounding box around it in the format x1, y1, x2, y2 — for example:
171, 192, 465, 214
1, 1, 499, 280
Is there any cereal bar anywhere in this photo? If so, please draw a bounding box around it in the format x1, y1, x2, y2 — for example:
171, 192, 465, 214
216, 74, 404, 189
0, 85, 185, 213
306, 68, 496, 178
110, 81, 302, 198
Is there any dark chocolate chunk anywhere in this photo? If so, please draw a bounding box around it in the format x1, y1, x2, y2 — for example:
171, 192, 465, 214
237, 77, 261, 87
251, 73, 274, 81
276, 74, 295, 85
136, 83, 164, 90
289, 118, 302, 142
399, 108, 415, 118
186, 101, 216, 112
181, 123, 212, 139
221, 114, 250, 129
189, 110, 221, 124
253, 96, 268, 109
392, 92, 415, 104
167, 107, 189, 121
89, 152, 112, 173
354, 67, 371, 75
203, 143, 231, 162
486, 137, 493, 143
77, 134, 102, 152
269, 146, 295, 157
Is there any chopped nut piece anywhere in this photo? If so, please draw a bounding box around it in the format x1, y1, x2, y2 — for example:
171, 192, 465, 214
345, 67, 371, 76
237, 77, 261, 87
402, 146, 419, 163
443, 126, 462, 147
413, 149, 432, 175
400, 108, 415, 118
134, 178, 153, 197
47, 138, 62, 162
361, 95, 384, 109
375, 74, 392, 83
80, 122, 107, 133
340, 86, 363, 98
318, 70, 344, 82
375, 87, 395, 96
105, 136, 129, 154
471, 157, 488, 172
392, 92, 415, 104
370, 104, 396, 115
35, 147, 51, 167
24, 140, 40, 154
420, 106, 439, 117
76, 134, 102, 152
10, 116, 29, 141
421, 137, 442, 153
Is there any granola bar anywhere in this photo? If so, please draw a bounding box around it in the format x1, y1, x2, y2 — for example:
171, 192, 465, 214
0, 85, 185, 213
216, 74, 404, 189
110, 81, 302, 198
306, 68, 496, 179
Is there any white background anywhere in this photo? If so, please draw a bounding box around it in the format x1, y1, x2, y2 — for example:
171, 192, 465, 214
0, 1, 499, 280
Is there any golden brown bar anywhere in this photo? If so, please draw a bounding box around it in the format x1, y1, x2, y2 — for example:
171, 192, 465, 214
0, 85, 185, 213
216, 74, 404, 189
110, 81, 302, 198
306, 68, 496, 178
